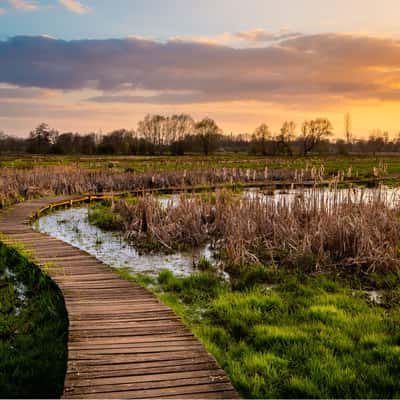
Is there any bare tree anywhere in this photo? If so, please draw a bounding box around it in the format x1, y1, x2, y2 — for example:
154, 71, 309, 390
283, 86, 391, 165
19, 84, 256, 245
252, 123, 271, 155
195, 118, 221, 155
168, 114, 194, 155
137, 114, 168, 154
276, 121, 296, 155
300, 118, 333, 155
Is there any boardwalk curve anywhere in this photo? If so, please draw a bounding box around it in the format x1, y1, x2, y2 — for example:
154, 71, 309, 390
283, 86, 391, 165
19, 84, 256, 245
0, 196, 238, 399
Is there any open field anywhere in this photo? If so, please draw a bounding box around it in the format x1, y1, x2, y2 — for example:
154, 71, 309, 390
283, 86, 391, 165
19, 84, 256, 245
1, 154, 400, 398
1, 154, 400, 177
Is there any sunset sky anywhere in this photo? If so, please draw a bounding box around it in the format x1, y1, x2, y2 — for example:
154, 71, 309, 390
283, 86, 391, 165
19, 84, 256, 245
1, 0, 400, 137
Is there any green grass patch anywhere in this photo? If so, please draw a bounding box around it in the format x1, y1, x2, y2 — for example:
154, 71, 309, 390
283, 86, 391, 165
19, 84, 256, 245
88, 202, 122, 230
125, 268, 400, 399
3, 154, 400, 183
0, 243, 68, 398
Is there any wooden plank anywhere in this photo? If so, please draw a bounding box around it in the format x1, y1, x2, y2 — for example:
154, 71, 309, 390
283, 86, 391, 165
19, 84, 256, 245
66, 369, 227, 390
65, 381, 235, 399
66, 360, 218, 380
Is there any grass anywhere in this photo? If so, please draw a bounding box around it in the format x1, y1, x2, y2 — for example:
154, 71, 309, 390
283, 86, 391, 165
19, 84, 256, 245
0, 243, 68, 398
122, 267, 400, 399
88, 202, 122, 230
0, 154, 400, 178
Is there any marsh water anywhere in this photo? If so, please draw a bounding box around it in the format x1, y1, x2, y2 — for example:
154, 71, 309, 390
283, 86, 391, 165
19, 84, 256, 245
33, 187, 400, 277
34, 206, 214, 276
243, 186, 400, 208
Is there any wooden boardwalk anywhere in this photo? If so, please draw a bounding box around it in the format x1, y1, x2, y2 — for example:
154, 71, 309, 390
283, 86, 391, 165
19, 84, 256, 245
0, 196, 238, 399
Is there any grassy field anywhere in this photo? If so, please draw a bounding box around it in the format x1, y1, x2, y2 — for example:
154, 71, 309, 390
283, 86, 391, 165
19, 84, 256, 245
117, 267, 400, 399
1, 154, 400, 179
0, 243, 68, 398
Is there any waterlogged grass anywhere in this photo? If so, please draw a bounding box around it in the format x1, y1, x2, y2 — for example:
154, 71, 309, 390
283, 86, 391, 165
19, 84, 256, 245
88, 202, 122, 230
0, 243, 68, 398
126, 268, 400, 399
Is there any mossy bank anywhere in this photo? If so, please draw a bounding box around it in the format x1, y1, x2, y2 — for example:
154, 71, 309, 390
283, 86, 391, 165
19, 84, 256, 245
0, 243, 68, 398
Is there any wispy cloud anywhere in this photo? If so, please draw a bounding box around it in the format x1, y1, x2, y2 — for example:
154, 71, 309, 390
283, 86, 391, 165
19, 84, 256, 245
171, 29, 303, 48
235, 28, 303, 43
171, 32, 233, 46
7, 0, 38, 12
0, 7, 6, 14
59, 0, 90, 14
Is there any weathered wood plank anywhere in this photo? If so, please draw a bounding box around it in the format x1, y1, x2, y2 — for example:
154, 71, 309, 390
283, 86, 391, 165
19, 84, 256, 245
65, 382, 235, 399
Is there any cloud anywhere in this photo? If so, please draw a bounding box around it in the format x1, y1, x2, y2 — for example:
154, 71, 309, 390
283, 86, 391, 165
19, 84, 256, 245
1, 33, 400, 107
235, 29, 303, 43
0, 85, 55, 99
171, 30, 302, 47
59, 0, 90, 14
7, 0, 38, 11
171, 32, 233, 47
0, 7, 6, 14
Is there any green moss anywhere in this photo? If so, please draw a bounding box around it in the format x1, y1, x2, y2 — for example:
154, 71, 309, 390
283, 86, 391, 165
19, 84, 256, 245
0, 243, 68, 398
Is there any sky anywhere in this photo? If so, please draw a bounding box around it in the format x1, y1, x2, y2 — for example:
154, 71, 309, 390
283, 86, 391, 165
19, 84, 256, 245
1, 0, 400, 137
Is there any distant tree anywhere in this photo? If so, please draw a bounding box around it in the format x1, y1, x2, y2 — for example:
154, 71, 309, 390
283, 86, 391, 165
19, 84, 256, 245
276, 121, 296, 156
168, 114, 194, 155
300, 118, 333, 155
27, 123, 58, 154
80, 133, 97, 155
137, 114, 168, 154
0, 132, 26, 153
54, 132, 75, 154
335, 138, 349, 155
98, 129, 134, 154
252, 123, 271, 155
195, 118, 222, 155
0, 131, 7, 154
367, 130, 387, 156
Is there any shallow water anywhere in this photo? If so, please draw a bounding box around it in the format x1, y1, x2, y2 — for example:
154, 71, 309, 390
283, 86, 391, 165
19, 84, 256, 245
1, 266, 28, 315
34, 207, 213, 276
242, 186, 400, 208
154, 187, 400, 210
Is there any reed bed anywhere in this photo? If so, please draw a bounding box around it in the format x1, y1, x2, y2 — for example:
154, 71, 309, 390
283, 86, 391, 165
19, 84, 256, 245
0, 165, 318, 208
115, 188, 400, 273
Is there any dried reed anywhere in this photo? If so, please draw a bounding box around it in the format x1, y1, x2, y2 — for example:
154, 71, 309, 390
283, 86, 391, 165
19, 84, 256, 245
115, 188, 400, 273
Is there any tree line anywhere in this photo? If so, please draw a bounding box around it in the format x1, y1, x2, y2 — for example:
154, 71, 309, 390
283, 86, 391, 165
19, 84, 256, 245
0, 114, 399, 156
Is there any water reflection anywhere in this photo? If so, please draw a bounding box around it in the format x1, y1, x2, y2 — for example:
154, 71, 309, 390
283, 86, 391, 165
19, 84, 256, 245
34, 207, 213, 276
